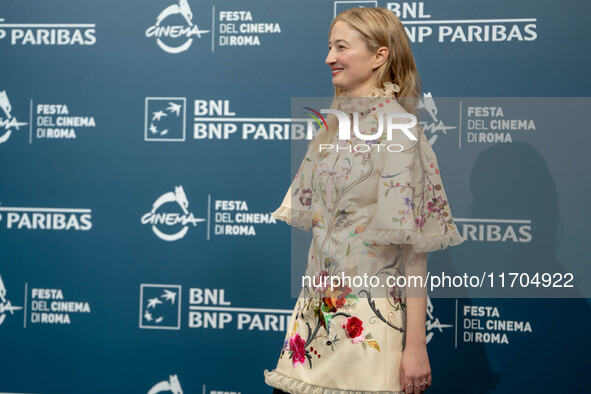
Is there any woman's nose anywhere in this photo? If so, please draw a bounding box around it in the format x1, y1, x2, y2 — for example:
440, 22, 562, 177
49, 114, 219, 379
325, 49, 336, 65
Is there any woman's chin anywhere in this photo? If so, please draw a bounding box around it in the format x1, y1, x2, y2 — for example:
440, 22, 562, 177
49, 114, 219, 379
331, 80, 346, 90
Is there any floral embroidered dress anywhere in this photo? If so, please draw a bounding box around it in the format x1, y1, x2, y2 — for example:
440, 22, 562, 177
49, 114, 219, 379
264, 83, 464, 393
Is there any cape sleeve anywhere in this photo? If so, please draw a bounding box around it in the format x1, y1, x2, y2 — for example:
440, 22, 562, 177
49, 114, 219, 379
360, 118, 465, 253
270, 154, 315, 232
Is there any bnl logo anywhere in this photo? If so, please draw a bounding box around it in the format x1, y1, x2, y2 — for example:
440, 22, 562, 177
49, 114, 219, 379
145, 97, 186, 141
139, 284, 182, 330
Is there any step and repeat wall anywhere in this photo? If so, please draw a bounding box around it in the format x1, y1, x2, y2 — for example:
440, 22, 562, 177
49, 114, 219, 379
1, 0, 590, 393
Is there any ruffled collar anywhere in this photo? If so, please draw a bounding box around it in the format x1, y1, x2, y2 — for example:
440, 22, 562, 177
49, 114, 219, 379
336, 81, 400, 114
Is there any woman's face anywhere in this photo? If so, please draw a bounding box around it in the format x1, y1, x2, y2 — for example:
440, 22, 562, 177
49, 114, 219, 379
326, 20, 383, 97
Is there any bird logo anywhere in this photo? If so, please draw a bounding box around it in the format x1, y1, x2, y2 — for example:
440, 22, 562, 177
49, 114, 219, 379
143, 288, 179, 326
148, 101, 183, 137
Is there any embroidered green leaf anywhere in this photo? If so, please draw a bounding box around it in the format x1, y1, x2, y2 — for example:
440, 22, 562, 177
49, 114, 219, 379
365, 332, 373, 340
344, 293, 358, 301
346, 243, 351, 257
323, 312, 333, 327
365, 339, 380, 351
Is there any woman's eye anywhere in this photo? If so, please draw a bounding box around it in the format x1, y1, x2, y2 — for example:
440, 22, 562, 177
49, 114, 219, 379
338, 45, 345, 49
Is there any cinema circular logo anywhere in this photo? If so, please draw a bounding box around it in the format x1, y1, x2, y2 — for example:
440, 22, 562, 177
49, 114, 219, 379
141, 186, 205, 241
145, 0, 210, 54
0, 90, 28, 144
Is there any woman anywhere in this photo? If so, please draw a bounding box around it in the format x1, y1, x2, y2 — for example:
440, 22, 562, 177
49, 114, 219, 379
264, 7, 464, 394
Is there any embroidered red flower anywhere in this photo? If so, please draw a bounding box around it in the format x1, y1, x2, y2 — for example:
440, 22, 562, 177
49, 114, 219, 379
289, 333, 306, 367
323, 294, 345, 311
415, 216, 426, 229
427, 196, 446, 213
299, 188, 312, 206
342, 316, 364, 339
390, 285, 402, 304
323, 286, 352, 312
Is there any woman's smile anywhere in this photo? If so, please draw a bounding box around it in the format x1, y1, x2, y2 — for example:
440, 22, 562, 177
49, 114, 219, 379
331, 67, 344, 76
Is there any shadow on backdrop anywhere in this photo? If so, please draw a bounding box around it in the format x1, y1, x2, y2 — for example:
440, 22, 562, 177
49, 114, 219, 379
429, 141, 590, 393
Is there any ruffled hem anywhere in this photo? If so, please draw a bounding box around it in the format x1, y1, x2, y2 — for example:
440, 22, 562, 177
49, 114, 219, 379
360, 226, 465, 254
271, 205, 313, 232
264, 369, 404, 394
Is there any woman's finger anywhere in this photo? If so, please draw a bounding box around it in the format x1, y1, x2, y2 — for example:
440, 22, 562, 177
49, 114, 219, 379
413, 376, 422, 394
406, 381, 414, 394
422, 373, 432, 391
420, 378, 428, 392
400, 366, 408, 393
400, 367, 412, 394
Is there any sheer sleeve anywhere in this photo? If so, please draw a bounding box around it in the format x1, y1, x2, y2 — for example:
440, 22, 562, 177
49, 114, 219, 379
271, 155, 315, 232
360, 118, 465, 253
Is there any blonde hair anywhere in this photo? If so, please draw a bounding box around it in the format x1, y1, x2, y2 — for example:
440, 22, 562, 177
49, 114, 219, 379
308, 7, 422, 155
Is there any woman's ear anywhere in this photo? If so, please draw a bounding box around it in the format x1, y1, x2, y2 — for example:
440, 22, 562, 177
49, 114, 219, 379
373, 46, 389, 69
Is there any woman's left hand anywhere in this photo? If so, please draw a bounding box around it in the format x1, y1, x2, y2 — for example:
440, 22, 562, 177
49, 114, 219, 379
399, 342, 432, 393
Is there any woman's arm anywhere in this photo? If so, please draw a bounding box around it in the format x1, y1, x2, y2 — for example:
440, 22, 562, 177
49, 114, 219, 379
399, 244, 432, 393
403, 243, 427, 344
406, 297, 427, 345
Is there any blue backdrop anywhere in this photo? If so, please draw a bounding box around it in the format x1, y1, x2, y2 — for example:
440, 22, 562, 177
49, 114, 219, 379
1, 0, 590, 393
